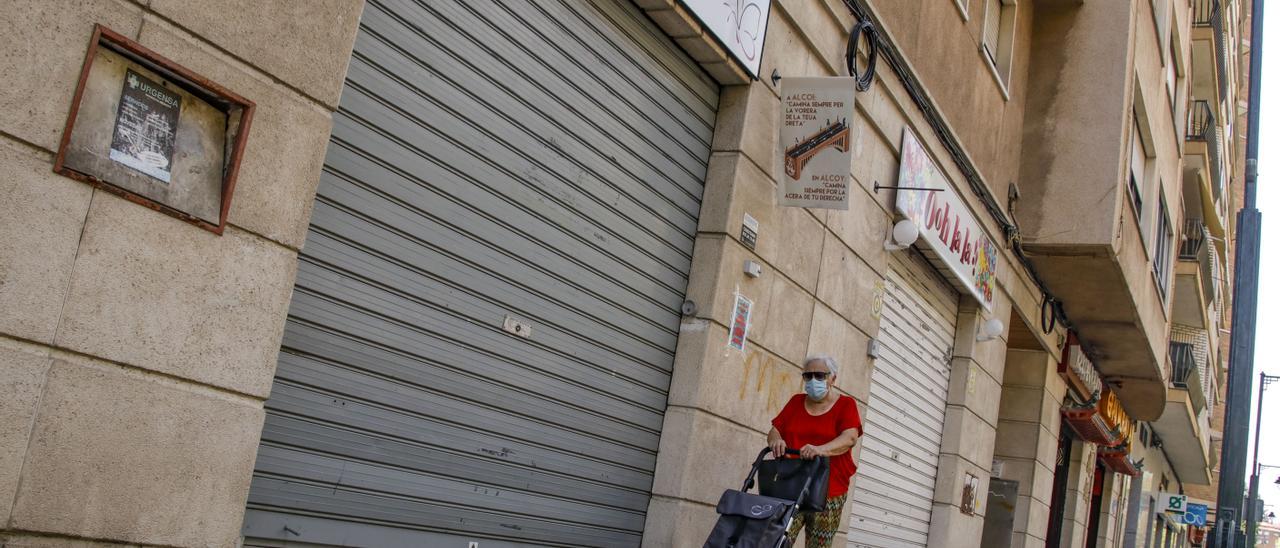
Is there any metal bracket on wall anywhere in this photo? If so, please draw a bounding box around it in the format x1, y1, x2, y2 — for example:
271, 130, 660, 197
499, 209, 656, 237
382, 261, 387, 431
872, 181, 943, 193
771, 68, 781, 86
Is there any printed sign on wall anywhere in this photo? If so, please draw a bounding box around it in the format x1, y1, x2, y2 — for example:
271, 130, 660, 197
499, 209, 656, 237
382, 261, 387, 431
1159, 493, 1188, 515
110, 69, 181, 183
679, 0, 771, 77
895, 129, 999, 311
727, 293, 753, 351
1183, 503, 1208, 526
778, 77, 856, 210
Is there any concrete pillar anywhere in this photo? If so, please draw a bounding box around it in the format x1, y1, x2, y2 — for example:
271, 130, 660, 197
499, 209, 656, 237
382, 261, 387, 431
1059, 442, 1101, 548
991, 349, 1072, 548
925, 296, 1014, 546
0, 1, 362, 545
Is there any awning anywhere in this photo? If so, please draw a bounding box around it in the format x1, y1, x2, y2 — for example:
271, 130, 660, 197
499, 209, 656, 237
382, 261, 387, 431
1099, 445, 1140, 477
1061, 390, 1131, 447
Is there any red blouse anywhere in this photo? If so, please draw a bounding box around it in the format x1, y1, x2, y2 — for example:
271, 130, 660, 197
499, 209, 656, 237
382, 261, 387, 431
770, 393, 863, 498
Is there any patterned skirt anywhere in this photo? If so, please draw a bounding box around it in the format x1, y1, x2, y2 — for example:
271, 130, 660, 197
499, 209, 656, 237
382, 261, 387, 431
785, 494, 848, 548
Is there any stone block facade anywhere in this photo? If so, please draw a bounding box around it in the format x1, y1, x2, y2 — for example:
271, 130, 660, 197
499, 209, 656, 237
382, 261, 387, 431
0, 1, 362, 545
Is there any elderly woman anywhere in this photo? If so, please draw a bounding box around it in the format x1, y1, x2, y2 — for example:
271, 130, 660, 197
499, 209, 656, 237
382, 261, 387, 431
767, 354, 863, 548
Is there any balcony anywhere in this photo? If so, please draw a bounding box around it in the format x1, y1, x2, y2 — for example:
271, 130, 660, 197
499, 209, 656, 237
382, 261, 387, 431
1170, 342, 1207, 413
1191, 0, 1229, 102
1152, 341, 1213, 484
1173, 219, 1216, 333
1184, 101, 1228, 240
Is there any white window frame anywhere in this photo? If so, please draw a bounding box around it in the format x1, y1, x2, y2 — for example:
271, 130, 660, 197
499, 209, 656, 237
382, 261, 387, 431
1153, 191, 1174, 300
1129, 116, 1149, 225
953, 0, 970, 20
981, 0, 1016, 99
1168, 22, 1187, 144
1153, 0, 1171, 63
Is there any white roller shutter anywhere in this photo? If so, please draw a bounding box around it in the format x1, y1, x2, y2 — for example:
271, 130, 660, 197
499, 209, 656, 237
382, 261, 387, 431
848, 251, 960, 548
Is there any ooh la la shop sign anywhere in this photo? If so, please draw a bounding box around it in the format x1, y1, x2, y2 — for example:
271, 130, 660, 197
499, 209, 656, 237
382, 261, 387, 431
895, 129, 999, 311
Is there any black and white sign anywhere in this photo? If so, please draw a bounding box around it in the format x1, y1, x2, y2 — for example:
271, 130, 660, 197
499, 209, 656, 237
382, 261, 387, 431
680, 0, 771, 77
109, 69, 181, 183
741, 212, 759, 250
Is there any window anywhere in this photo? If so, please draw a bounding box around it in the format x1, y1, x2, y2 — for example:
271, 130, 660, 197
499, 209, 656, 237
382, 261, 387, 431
982, 0, 1016, 91
1154, 193, 1173, 298
1129, 118, 1148, 219
1154, 0, 1170, 55
954, 0, 970, 19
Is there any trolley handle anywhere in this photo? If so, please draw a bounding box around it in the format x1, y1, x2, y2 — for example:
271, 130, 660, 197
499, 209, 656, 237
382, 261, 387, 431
740, 447, 808, 492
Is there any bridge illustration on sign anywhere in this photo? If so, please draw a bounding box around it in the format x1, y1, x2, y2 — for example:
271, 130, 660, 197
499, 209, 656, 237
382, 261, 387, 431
784, 118, 849, 180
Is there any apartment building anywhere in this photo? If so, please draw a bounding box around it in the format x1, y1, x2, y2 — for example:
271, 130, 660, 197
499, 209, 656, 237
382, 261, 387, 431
0, 0, 1251, 547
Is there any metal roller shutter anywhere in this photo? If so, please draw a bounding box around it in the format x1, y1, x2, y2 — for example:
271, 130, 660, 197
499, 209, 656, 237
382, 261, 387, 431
241, 0, 717, 545
848, 252, 959, 548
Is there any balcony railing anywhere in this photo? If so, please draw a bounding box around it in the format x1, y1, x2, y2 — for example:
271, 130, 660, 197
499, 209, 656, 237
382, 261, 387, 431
1170, 341, 1208, 412
1178, 219, 1216, 308
1213, 2, 1229, 101
1192, 0, 1230, 101
1187, 100, 1226, 201
1192, 0, 1216, 27
1181, 219, 1207, 259
1171, 342, 1196, 388
1187, 100, 1214, 141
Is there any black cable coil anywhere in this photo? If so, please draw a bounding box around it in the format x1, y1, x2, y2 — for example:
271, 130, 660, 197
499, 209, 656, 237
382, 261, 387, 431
845, 18, 879, 92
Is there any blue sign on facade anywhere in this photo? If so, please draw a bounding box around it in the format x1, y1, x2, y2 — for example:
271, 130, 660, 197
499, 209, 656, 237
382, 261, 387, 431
1183, 503, 1209, 527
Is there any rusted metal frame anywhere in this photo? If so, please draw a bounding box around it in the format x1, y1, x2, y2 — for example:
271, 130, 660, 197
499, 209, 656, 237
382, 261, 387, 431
52, 24, 256, 235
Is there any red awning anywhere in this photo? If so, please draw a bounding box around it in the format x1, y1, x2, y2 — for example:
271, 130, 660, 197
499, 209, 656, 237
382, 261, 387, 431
1098, 446, 1140, 476
1062, 404, 1124, 447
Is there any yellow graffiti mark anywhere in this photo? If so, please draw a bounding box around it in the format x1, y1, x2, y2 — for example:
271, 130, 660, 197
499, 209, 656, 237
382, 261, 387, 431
740, 351, 762, 401
738, 347, 804, 416
755, 352, 770, 393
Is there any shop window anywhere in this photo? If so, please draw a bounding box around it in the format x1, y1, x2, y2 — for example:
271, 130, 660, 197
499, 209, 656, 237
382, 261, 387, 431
982, 0, 1016, 91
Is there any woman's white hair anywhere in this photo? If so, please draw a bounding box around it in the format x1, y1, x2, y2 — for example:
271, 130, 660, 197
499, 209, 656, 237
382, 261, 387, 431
804, 354, 839, 377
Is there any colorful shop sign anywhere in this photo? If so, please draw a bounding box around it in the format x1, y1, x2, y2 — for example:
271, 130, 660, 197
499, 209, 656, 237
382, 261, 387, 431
1159, 493, 1189, 515
895, 129, 999, 311
1097, 389, 1134, 442
1182, 503, 1209, 526
1062, 389, 1132, 447
678, 0, 772, 77
1058, 334, 1104, 401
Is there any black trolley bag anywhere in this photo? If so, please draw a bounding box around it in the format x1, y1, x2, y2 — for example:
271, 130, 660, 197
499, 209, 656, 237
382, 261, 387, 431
703, 448, 828, 548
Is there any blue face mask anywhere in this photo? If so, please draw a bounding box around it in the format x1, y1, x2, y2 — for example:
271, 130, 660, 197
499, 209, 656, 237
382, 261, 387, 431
804, 378, 828, 400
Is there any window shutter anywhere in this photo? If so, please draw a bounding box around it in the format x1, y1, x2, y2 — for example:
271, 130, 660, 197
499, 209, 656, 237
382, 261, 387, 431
1130, 122, 1146, 188
983, 0, 1000, 60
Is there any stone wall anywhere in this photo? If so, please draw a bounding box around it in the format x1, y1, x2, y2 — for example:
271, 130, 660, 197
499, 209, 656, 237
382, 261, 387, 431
0, 1, 363, 545
634, 0, 1063, 545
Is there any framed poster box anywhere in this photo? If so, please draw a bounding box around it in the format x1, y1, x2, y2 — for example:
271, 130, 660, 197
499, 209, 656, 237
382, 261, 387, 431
54, 25, 255, 234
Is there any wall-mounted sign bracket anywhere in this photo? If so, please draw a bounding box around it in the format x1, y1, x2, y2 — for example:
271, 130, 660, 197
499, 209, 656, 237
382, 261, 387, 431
873, 182, 944, 193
